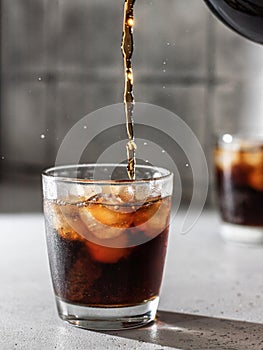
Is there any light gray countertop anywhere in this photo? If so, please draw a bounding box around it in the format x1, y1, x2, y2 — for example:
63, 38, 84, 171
1, 211, 263, 350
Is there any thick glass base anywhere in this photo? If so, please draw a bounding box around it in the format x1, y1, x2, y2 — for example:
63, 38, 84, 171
221, 222, 263, 245
56, 296, 159, 330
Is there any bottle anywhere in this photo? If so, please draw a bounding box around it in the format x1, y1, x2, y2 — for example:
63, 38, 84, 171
203, 0, 263, 44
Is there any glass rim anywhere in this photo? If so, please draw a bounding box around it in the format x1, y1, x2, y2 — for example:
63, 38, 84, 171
42, 163, 173, 185
215, 132, 263, 144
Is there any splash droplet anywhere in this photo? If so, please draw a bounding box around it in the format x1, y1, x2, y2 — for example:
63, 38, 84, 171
186, 163, 189, 167
83, 125, 87, 129
1, 156, 5, 160
38, 77, 42, 81
40, 134, 45, 139
162, 150, 166, 153
143, 142, 148, 146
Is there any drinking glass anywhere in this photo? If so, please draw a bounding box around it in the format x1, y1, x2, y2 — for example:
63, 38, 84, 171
42, 164, 173, 330
214, 133, 263, 244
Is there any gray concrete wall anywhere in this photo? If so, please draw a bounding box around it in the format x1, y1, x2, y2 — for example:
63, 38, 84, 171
1, 0, 263, 211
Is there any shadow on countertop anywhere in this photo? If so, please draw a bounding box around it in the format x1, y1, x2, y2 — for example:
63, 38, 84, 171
102, 311, 263, 350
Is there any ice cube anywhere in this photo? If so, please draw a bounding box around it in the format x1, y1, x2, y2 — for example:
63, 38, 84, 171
45, 201, 85, 241
106, 185, 135, 202
153, 171, 162, 179
149, 181, 163, 198
241, 150, 263, 168
87, 196, 133, 228
44, 201, 64, 231
85, 236, 130, 263
133, 198, 171, 238
79, 198, 133, 240
133, 199, 161, 226
59, 203, 89, 237
56, 183, 70, 201
143, 203, 170, 238
214, 149, 239, 171
117, 186, 135, 202
68, 184, 102, 202
134, 185, 151, 202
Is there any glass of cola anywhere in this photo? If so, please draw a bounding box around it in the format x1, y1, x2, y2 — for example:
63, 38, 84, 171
42, 164, 173, 330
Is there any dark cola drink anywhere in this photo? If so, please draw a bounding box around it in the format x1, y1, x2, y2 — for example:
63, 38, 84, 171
44, 189, 171, 307
204, 0, 263, 44
122, 0, 137, 180
214, 134, 263, 243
